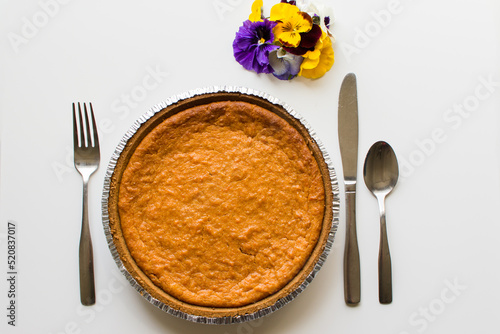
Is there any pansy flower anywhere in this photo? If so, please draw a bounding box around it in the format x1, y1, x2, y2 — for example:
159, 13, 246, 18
270, 2, 313, 48
296, 0, 335, 37
233, 19, 280, 74
269, 48, 303, 80
283, 23, 322, 55
299, 31, 334, 79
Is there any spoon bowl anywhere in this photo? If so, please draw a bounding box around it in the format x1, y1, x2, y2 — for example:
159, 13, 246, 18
363, 141, 399, 304
364, 142, 399, 197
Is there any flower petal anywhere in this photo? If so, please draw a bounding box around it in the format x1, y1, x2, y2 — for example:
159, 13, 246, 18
300, 35, 334, 79
233, 20, 278, 74
269, 48, 303, 80
283, 24, 322, 55
269, 50, 289, 76
270, 3, 299, 22
299, 24, 322, 48
277, 30, 302, 47
271, 3, 312, 48
249, 0, 263, 22
295, 11, 313, 33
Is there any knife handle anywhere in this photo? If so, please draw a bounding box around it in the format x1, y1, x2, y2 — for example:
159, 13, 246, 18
344, 190, 360, 305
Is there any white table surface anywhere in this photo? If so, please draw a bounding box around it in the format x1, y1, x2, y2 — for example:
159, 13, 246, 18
1, 0, 499, 333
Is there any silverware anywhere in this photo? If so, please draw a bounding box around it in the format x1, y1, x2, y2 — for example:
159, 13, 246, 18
363, 141, 399, 304
73, 102, 100, 306
338, 73, 361, 305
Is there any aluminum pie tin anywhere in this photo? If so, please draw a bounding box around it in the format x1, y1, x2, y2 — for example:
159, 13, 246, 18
101, 86, 340, 324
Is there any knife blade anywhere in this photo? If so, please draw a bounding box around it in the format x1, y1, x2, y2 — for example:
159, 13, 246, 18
338, 73, 361, 305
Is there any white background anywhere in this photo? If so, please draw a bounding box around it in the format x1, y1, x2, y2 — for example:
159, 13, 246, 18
1, 0, 499, 333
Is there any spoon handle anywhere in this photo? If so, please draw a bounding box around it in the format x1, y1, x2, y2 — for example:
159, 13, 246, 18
378, 201, 392, 304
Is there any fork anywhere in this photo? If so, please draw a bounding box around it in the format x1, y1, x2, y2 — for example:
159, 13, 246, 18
73, 102, 100, 306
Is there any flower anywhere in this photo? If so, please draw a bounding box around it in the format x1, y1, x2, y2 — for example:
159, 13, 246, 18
283, 23, 322, 56
270, 2, 313, 48
233, 19, 280, 74
232, 0, 335, 80
296, 0, 334, 37
299, 31, 334, 79
269, 48, 303, 80
249, 0, 263, 22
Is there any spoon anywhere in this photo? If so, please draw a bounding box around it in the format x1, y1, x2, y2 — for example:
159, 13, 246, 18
363, 141, 399, 304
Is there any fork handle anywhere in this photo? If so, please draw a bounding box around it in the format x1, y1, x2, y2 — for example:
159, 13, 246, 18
79, 180, 96, 306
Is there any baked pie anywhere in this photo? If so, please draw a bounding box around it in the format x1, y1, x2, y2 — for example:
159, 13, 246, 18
105, 92, 334, 320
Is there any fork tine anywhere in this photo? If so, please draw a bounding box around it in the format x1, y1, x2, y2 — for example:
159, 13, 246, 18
77, 103, 85, 147
83, 103, 92, 147
89, 103, 99, 148
72, 103, 79, 148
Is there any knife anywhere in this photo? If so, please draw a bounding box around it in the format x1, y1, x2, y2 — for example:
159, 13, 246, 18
338, 73, 361, 305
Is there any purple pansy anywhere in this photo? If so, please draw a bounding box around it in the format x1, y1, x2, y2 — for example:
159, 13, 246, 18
233, 19, 279, 74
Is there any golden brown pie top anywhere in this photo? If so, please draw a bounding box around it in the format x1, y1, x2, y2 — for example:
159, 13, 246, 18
117, 100, 325, 308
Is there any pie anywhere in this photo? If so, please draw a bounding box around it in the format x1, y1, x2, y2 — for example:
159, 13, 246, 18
106, 92, 334, 320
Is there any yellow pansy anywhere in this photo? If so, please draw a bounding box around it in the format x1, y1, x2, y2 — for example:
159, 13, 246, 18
270, 3, 313, 48
299, 32, 334, 79
249, 0, 263, 22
